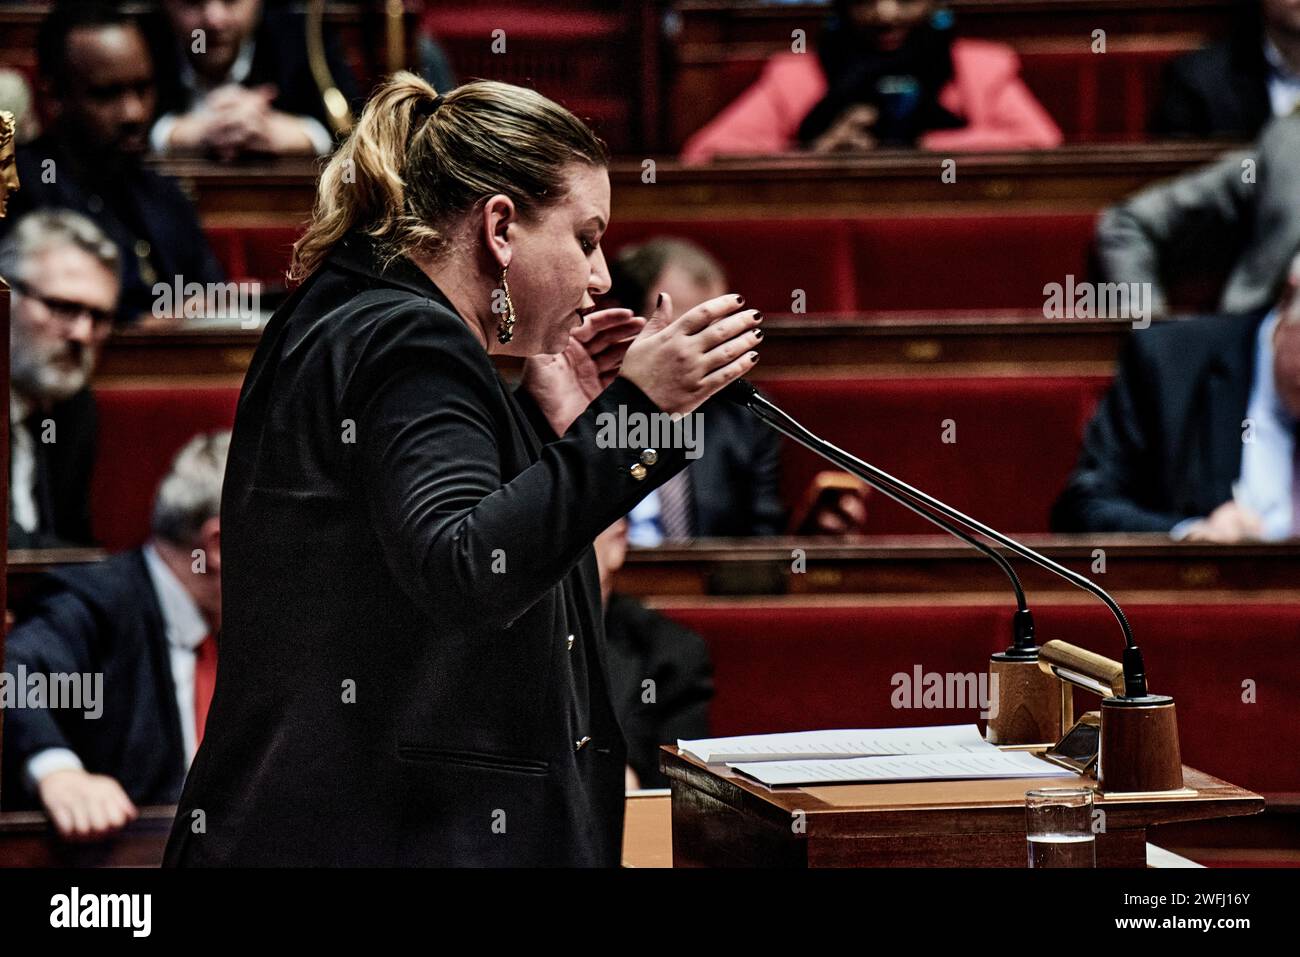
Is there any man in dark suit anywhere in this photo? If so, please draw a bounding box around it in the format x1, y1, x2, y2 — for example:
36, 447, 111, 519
1, 2, 226, 324
610, 237, 868, 542
593, 519, 712, 790
1053, 254, 1300, 540
147, 0, 362, 158
0, 209, 119, 549
1, 432, 227, 841
1096, 115, 1300, 319
1150, 2, 1298, 139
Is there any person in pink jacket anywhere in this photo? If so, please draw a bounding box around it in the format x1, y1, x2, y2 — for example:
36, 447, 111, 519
681, 0, 1062, 162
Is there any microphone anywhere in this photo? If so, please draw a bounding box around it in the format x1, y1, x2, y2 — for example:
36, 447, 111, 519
718, 384, 1039, 661
719, 379, 1152, 701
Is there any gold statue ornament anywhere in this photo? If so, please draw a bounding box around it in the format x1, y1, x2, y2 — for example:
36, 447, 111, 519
0, 110, 18, 219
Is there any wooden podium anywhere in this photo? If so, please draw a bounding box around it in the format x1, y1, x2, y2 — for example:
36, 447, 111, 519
660, 746, 1264, 867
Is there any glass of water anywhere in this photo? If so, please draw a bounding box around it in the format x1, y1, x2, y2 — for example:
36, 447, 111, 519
1025, 788, 1097, 868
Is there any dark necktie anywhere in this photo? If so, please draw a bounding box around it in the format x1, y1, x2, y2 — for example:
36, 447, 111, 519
24, 411, 57, 536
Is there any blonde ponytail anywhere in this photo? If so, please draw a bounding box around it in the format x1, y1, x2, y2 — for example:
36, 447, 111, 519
290, 72, 607, 282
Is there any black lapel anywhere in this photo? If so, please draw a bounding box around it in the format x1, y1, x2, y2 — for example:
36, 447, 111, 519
1201, 313, 1267, 506
1233, 37, 1273, 132
129, 549, 189, 774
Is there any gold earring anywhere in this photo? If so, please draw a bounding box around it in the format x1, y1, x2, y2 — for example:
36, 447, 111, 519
496, 265, 517, 344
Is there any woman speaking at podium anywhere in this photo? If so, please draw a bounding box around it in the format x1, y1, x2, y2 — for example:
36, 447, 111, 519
162, 73, 762, 866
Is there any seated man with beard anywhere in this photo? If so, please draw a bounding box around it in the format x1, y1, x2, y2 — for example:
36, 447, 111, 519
146, 0, 362, 159
0, 209, 117, 549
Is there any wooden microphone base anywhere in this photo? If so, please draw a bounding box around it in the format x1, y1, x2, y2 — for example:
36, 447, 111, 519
985, 654, 1065, 745
1100, 696, 1184, 793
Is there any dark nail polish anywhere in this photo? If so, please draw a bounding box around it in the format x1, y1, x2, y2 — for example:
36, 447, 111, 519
656, 293, 663, 308
755, 329, 764, 340
736, 295, 745, 306
754, 311, 764, 322
749, 352, 759, 362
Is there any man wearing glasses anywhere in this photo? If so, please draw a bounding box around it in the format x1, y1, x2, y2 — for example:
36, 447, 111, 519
0, 208, 117, 549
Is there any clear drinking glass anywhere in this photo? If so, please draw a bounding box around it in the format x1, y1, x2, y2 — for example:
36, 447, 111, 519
1025, 787, 1097, 868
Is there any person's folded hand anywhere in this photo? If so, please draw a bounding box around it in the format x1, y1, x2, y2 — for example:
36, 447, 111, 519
37, 768, 138, 843
1181, 500, 1264, 543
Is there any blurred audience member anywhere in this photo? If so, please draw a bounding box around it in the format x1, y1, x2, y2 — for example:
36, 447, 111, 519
148, 0, 361, 158
1052, 252, 1300, 541
0, 2, 224, 323
1152, 0, 1300, 139
594, 518, 712, 791
610, 238, 868, 542
0, 69, 40, 144
1, 209, 117, 550
1, 431, 229, 841
414, 14, 458, 96
681, 0, 1061, 162
1095, 115, 1300, 319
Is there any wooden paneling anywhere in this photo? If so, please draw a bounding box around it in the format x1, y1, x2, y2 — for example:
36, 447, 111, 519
616, 536, 1300, 597
90, 314, 1132, 384
148, 144, 1235, 225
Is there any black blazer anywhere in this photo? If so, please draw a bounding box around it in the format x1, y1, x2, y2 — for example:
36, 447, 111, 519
603, 593, 712, 789
1052, 311, 1268, 533
163, 230, 703, 866
2, 134, 225, 324
7, 387, 98, 549
1, 549, 188, 811
1151, 32, 1272, 139
689, 401, 785, 537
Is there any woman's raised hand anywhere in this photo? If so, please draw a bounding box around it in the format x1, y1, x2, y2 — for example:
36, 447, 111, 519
521, 307, 644, 436
619, 293, 763, 416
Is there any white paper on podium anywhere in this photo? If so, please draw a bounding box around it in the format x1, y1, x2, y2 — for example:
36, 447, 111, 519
677, 724, 994, 765
728, 749, 1076, 786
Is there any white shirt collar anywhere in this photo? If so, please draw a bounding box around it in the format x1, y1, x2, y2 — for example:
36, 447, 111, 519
1254, 309, 1293, 425
178, 35, 257, 101
142, 541, 211, 652
10, 388, 31, 427
1263, 36, 1294, 81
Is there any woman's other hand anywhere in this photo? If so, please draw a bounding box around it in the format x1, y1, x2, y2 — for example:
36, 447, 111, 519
521, 307, 644, 435
620, 292, 763, 416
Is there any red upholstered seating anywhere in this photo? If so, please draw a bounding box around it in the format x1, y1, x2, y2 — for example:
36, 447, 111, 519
208, 213, 1098, 312
761, 376, 1111, 534
1018, 45, 1183, 142
603, 219, 858, 313
86, 375, 1109, 547
606, 213, 1096, 312
90, 386, 241, 551
419, 5, 636, 150
658, 600, 1300, 799
847, 214, 1096, 311
204, 225, 302, 287
665, 603, 1006, 734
